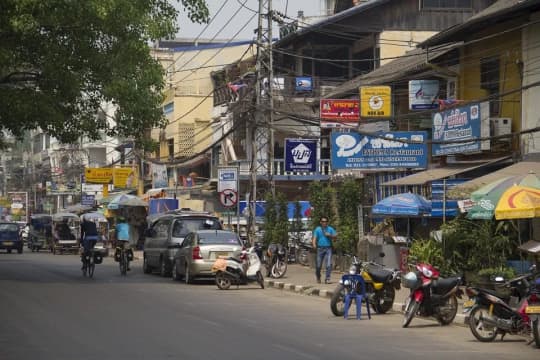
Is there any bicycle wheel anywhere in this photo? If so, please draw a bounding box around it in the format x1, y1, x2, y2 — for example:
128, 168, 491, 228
120, 251, 127, 275
82, 259, 87, 277
88, 256, 95, 278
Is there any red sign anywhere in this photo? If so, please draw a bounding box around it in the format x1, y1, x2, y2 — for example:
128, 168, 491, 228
320, 99, 359, 128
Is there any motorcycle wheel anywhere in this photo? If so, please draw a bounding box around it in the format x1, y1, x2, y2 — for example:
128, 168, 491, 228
402, 297, 420, 328
533, 318, 540, 348
330, 284, 346, 317
373, 286, 395, 314
468, 305, 498, 342
256, 271, 265, 289
215, 272, 231, 290
271, 259, 287, 279
437, 294, 458, 325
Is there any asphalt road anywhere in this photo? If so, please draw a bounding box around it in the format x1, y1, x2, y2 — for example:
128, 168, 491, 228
0, 252, 537, 360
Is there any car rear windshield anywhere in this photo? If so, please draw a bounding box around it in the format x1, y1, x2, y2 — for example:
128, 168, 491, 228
172, 218, 221, 237
198, 232, 241, 245
0, 224, 19, 232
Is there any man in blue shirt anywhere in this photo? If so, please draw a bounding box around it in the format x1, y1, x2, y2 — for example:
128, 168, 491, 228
312, 216, 337, 284
115, 217, 132, 271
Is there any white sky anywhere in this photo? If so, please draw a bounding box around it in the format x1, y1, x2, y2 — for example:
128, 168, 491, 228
175, 0, 326, 41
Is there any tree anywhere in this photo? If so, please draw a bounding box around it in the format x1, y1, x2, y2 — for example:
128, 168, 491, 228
0, 0, 209, 147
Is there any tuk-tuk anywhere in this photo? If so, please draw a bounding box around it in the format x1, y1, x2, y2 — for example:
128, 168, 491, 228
80, 212, 109, 256
28, 214, 52, 252
51, 212, 80, 254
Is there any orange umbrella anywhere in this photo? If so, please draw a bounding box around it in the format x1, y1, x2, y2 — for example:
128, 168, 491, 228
494, 185, 540, 220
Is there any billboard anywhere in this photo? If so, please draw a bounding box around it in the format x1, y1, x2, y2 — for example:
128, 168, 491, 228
409, 80, 440, 110
360, 86, 392, 118
432, 103, 482, 156
331, 131, 427, 170
284, 139, 317, 172
320, 99, 359, 128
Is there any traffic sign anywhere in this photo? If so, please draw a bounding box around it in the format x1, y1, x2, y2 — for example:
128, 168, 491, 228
218, 167, 238, 193
219, 189, 238, 208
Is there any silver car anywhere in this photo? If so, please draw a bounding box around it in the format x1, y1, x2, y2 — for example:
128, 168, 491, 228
172, 230, 243, 283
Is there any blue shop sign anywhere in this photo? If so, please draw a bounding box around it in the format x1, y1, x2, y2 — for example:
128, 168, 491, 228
295, 77, 312, 92
432, 103, 481, 156
285, 139, 317, 172
81, 194, 95, 206
331, 131, 427, 170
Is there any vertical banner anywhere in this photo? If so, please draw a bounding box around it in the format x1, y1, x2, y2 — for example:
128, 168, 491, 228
284, 139, 317, 172
151, 163, 168, 188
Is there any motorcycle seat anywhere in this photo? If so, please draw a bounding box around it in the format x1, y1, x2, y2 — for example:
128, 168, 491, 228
432, 277, 460, 294
368, 269, 392, 283
226, 257, 243, 263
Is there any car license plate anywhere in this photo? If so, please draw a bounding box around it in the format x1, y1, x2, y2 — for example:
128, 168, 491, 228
213, 251, 229, 259
3, 241, 13, 246
526, 305, 540, 314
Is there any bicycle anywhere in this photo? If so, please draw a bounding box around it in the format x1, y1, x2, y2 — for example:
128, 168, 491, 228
81, 249, 96, 278
115, 243, 131, 276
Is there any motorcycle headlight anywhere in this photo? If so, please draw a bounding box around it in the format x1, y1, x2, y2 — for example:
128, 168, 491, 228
348, 265, 357, 275
344, 279, 351, 286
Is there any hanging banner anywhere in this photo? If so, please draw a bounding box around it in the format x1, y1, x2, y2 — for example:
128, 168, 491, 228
331, 131, 427, 170
432, 102, 482, 156
284, 139, 317, 172
409, 80, 440, 110
151, 163, 168, 188
113, 166, 138, 189
360, 86, 392, 118
320, 99, 359, 128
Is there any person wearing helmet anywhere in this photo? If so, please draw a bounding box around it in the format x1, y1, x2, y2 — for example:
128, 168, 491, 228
115, 217, 132, 271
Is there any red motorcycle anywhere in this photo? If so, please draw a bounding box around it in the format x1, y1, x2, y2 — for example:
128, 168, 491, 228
401, 261, 463, 328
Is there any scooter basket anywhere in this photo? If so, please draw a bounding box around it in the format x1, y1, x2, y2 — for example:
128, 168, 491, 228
402, 271, 421, 289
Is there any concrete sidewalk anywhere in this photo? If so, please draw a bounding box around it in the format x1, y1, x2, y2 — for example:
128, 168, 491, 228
264, 262, 468, 326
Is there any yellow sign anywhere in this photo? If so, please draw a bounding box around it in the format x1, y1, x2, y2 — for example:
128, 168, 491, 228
85, 168, 113, 184
360, 86, 392, 118
113, 167, 138, 189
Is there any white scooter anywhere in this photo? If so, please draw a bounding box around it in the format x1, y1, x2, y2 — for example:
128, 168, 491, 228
212, 246, 265, 290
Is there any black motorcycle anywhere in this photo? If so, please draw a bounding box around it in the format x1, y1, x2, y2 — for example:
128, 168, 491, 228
465, 268, 540, 343
330, 253, 401, 316
264, 243, 288, 279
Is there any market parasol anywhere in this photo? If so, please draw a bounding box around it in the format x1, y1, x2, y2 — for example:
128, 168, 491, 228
494, 185, 540, 220
107, 194, 147, 210
466, 173, 540, 220
372, 192, 432, 242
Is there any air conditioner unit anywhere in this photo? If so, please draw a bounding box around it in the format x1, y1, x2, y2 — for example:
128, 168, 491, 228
320, 86, 336, 97
490, 117, 512, 139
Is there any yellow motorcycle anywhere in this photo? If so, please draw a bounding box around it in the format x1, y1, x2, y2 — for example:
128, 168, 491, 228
330, 253, 401, 316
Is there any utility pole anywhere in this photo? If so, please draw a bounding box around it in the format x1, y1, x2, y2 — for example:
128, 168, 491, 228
248, 0, 274, 244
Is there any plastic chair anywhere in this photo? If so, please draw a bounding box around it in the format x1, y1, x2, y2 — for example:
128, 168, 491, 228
342, 274, 371, 320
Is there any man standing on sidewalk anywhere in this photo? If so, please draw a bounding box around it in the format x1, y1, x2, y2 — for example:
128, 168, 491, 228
312, 216, 337, 284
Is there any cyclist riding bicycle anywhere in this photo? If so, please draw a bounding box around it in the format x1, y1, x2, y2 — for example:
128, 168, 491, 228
80, 215, 99, 269
115, 217, 132, 271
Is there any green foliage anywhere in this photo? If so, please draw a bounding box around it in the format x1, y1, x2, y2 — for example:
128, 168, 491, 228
289, 201, 304, 236
408, 238, 448, 273
308, 182, 335, 229
440, 216, 514, 272
263, 192, 288, 246
477, 266, 516, 281
0, 0, 209, 147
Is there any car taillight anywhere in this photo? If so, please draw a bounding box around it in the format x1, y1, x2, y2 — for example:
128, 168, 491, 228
192, 246, 203, 260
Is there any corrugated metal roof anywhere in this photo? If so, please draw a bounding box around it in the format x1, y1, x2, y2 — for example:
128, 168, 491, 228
452, 161, 540, 192
422, 0, 540, 47
381, 157, 511, 186
324, 44, 458, 98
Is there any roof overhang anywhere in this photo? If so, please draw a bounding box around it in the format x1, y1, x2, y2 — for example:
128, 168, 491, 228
381, 157, 511, 186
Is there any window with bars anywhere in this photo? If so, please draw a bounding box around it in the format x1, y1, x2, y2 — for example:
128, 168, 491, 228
480, 56, 500, 116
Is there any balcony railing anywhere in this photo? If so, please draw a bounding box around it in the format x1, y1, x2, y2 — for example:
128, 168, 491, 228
229, 158, 332, 180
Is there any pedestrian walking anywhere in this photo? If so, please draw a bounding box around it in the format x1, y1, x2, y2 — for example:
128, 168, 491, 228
312, 216, 337, 284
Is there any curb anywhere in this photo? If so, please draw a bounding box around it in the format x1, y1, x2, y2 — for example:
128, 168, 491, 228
264, 278, 468, 327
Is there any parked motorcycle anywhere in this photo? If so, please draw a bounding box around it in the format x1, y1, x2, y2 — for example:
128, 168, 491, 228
464, 267, 540, 344
330, 253, 401, 316
212, 246, 265, 290
402, 261, 462, 328
264, 243, 288, 278
527, 274, 540, 347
